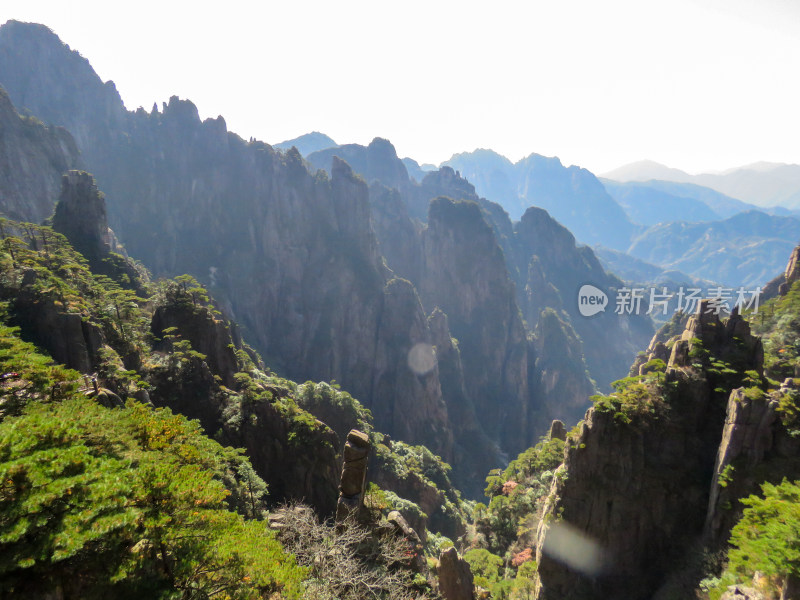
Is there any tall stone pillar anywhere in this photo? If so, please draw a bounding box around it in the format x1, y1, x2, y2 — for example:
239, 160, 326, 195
335, 429, 370, 522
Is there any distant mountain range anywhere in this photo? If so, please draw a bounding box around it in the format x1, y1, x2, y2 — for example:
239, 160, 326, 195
273, 133, 800, 289
600, 179, 784, 220
442, 149, 635, 251
601, 180, 720, 226
626, 210, 800, 288
603, 159, 800, 210
593, 246, 716, 289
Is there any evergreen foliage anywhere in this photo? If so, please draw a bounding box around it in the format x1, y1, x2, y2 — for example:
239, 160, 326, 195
465, 436, 563, 596
728, 479, 800, 591
0, 214, 461, 597
0, 397, 305, 599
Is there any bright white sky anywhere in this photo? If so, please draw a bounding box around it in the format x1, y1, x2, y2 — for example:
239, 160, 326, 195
2, 0, 799, 174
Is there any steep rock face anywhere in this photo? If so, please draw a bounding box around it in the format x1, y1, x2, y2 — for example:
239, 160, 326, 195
535, 306, 763, 600
0, 21, 126, 168
704, 381, 800, 546
151, 302, 240, 388
307, 137, 644, 427
144, 290, 341, 516
49, 168, 145, 295
762, 242, 800, 300
531, 309, 596, 428
0, 86, 78, 223
368, 181, 422, 284
362, 156, 582, 464
370, 278, 453, 460
428, 308, 499, 499
515, 206, 653, 391
514, 207, 606, 320
308, 139, 545, 473
786, 245, 800, 285
535, 371, 715, 600
3, 268, 103, 373
51, 171, 112, 262
322, 140, 627, 457
0, 23, 455, 461
0, 210, 342, 516
0, 22, 647, 498
239, 399, 340, 515
421, 197, 531, 453
372, 446, 466, 541
307, 137, 411, 198
444, 150, 636, 250
674, 304, 763, 376
1, 177, 125, 373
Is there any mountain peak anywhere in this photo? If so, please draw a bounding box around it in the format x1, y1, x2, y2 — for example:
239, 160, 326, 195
0, 18, 126, 147
516, 152, 564, 170
601, 159, 693, 183
1, 20, 61, 45
274, 131, 337, 156
444, 148, 514, 169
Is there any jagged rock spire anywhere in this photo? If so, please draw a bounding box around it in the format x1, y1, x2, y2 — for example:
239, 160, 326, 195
52, 170, 111, 264
335, 429, 370, 523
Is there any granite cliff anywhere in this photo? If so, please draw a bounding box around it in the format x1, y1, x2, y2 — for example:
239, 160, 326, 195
313, 138, 652, 395
533, 244, 800, 600
0, 85, 78, 223
535, 303, 765, 599
0, 21, 648, 499
0, 22, 455, 467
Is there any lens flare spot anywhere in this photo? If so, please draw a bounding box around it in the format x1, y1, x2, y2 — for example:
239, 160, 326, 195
407, 343, 436, 375
542, 520, 605, 577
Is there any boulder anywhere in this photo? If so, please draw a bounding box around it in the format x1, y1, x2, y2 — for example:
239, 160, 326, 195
437, 547, 474, 600
719, 585, 767, 600
387, 510, 426, 572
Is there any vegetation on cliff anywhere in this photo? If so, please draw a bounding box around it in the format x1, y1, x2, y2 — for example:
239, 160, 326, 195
0, 204, 473, 597
460, 435, 565, 598
0, 391, 305, 599
697, 281, 800, 599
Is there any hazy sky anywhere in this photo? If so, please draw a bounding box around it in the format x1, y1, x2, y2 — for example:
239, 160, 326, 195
2, 0, 799, 174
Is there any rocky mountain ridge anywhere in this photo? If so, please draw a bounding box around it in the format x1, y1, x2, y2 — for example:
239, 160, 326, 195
0, 21, 648, 499
442, 149, 635, 250
0, 21, 464, 469
531, 242, 800, 599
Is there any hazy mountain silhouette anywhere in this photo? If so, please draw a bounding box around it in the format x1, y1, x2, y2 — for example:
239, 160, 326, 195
401, 157, 435, 182
601, 179, 720, 225
444, 149, 635, 250
274, 131, 337, 156
601, 159, 693, 183
627, 210, 800, 288
604, 160, 800, 210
